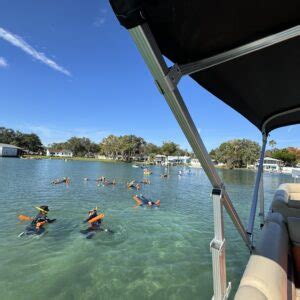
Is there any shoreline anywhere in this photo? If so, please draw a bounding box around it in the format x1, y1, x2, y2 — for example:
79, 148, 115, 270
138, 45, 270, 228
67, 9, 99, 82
20, 155, 255, 170
21, 155, 122, 164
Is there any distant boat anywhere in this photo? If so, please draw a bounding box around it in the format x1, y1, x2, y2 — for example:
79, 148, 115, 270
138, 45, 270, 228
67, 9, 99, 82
132, 164, 139, 168
190, 158, 202, 168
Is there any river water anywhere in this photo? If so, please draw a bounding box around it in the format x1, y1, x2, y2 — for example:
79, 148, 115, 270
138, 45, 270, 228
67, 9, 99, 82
0, 158, 293, 299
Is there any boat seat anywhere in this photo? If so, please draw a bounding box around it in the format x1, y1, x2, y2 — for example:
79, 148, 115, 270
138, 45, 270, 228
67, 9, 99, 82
287, 217, 300, 293
271, 184, 300, 220
235, 212, 289, 300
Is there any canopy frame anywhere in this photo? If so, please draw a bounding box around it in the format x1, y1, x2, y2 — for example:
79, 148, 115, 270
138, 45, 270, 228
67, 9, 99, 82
110, 1, 300, 296
129, 23, 254, 300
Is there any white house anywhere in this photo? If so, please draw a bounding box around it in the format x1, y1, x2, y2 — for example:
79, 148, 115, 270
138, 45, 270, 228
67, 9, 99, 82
154, 154, 167, 165
256, 157, 283, 172
0, 143, 21, 157
46, 149, 73, 158
167, 155, 191, 165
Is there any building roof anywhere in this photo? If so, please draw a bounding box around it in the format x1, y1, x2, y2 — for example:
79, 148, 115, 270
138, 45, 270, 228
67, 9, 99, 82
264, 157, 282, 162
155, 154, 167, 158
110, 1, 300, 133
0, 143, 21, 149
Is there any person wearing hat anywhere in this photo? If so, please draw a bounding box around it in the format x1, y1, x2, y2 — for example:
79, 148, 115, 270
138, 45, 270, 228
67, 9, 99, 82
25, 205, 56, 235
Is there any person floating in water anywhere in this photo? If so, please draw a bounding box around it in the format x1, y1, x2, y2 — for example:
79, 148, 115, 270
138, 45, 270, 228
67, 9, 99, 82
132, 195, 160, 207
80, 208, 112, 239
84, 208, 102, 229
104, 179, 116, 186
140, 179, 151, 184
52, 177, 70, 184
21, 205, 56, 236
127, 180, 141, 190
96, 176, 105, 182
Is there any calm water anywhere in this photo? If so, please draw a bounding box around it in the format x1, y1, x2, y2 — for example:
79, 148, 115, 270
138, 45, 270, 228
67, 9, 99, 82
0, 158, 293, 299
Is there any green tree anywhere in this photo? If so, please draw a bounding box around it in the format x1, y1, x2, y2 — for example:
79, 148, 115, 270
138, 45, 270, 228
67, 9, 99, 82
160, 141, 179, 156
272, 149, 297, 166
144, 143, 160, 155
17, 133, 43, 152
214, 139, 260, 168
99, 135, 120, 158
0, 127, 43, 152
269, 139, 277, 149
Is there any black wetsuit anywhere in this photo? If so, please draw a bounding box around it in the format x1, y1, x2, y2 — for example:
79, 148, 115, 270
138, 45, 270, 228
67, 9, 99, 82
25, 213, 55, 235
81, 212, 113, 239
82, 212, 101, 231
139, 196, 157, 207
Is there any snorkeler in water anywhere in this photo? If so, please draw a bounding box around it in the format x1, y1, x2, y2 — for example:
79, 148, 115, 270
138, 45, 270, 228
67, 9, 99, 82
20, 205, 56, 236
132, 195, 160, 207
80, 208, 113, 239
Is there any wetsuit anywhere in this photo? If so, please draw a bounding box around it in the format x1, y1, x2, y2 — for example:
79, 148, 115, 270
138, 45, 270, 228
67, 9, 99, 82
25, 213, 56, 235
81, 212, 113, 238
139, 196, 158, 207
83, 212, 102, 231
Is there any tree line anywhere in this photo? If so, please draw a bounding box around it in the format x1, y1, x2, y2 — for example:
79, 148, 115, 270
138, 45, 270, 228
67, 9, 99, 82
0, 127, 190, 159
0, 127, 43, 153
210, 138, 300, 168
1, 126, 298, 166
50, 134, 190, 159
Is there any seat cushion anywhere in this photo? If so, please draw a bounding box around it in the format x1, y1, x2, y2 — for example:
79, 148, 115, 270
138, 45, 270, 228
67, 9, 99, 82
235, 213, 289, 299
272, 184, 300, 219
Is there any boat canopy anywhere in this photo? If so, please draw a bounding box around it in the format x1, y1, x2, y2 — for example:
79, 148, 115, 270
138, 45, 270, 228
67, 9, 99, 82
109, 0, 300, 133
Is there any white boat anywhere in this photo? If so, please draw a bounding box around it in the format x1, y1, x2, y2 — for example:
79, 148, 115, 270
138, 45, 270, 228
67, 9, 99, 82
110, 2, 300, 299
190, 158, 202, 168
132, 164, 139, 168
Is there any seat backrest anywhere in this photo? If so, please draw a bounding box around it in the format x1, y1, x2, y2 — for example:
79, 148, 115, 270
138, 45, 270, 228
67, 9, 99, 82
235, 213, 289, 300
272, 184, 300, 219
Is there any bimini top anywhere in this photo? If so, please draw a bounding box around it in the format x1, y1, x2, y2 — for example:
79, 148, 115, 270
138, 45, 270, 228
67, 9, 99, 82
109, 0, 300, 134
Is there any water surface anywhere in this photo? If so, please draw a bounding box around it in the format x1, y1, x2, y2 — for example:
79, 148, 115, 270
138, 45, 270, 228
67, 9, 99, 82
0, 158, 293, 299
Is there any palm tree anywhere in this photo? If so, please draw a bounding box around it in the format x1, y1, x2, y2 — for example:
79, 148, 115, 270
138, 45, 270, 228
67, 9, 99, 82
269, 139, 277, 149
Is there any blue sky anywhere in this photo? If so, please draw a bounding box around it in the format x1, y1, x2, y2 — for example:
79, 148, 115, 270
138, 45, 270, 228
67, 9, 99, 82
0, 0, 298, 151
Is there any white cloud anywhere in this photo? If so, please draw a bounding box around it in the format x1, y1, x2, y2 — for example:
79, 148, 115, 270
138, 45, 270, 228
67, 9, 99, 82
0, 27, 71, 76
0, 56, 8, 67
94, 8, 108, 27
94, 17, 106, 27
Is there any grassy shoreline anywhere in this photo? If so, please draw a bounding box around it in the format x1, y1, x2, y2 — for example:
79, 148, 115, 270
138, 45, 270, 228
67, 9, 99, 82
22, 155, 122, 163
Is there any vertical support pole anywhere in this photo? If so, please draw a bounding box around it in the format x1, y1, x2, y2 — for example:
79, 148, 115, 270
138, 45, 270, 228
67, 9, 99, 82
247, 133, 268, 238
211, 188, 231, 300
259, 172, 264, 228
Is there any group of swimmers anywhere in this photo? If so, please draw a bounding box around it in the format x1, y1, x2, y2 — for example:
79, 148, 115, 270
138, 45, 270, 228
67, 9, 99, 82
126, 179, 150, 190
19, 205, 111, 239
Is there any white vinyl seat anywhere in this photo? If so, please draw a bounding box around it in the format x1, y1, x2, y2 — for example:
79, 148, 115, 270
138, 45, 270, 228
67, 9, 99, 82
235, 213, 289, 300
271, 184, 300, 220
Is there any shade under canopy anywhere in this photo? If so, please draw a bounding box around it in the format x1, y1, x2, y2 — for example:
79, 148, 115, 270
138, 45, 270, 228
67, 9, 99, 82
109, 0, 300, 133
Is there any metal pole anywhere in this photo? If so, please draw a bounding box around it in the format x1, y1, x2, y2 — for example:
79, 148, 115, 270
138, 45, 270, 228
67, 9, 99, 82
259, 172, 265, 228
179, 26, 300, 76
247, 133, 267, 236
211, 188, 231, 300
129, 23, 251, 250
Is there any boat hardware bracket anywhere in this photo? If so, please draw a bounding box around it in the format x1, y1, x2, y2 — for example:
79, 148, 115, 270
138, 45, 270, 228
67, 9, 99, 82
155, 63, 182, 94
210, 237, 226, 254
